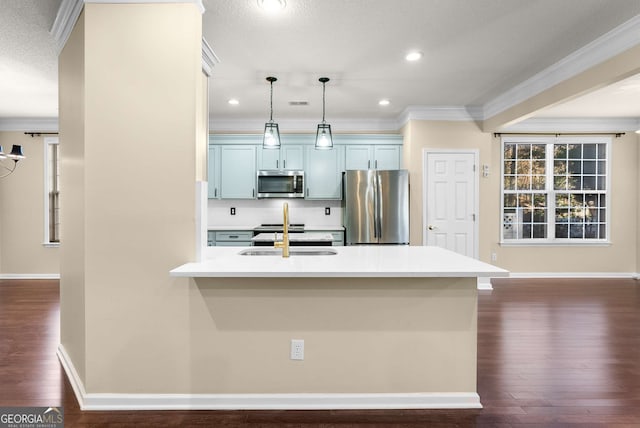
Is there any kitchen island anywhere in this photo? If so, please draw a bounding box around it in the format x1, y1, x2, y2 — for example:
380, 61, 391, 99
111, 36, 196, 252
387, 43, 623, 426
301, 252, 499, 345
170, 245, 507, 410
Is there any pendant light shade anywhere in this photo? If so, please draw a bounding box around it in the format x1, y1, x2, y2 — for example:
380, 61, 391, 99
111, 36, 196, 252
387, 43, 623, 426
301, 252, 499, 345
263, 76, 281, 149
315, 77, 333, 150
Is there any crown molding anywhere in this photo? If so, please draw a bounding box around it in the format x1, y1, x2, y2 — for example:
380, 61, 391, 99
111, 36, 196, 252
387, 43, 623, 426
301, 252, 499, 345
210, 117, 401, 133
483, 14, 640, 120
500, 117, 640, 133
398, 106, 483, 127
201, 38, 220, 77
0, 118, 59, 132
51, 0, 205, 54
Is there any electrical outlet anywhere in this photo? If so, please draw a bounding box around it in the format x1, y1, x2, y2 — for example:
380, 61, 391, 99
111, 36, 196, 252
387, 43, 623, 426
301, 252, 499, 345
491, 252, 497, 262
290, 339, 304, 360
325, 207, 330, 215
230, 207, 236, 215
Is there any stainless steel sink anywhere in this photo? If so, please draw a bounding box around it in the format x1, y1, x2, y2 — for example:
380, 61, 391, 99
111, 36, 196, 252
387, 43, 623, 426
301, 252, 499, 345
238, 248, 338, 256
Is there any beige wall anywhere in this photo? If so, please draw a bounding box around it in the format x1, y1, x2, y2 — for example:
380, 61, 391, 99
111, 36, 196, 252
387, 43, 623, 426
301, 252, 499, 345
187, 276, 477, 394
402, 120, 638, 274
58, 3, 202, 393
0, 132, 60, 275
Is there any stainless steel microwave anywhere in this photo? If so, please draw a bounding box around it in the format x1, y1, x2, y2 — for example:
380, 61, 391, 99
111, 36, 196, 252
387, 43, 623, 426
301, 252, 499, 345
257, 170, 305, 198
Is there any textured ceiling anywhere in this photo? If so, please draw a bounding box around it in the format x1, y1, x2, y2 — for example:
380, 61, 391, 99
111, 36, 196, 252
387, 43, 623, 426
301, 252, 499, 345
0, 0, 639, 126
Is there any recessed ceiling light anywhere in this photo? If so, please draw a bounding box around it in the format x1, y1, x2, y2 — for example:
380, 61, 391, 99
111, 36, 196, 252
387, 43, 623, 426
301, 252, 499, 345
228, 99, 239, 105
257, 0, 286, 13
378, 99, 390, 106
405, 51, 423, 62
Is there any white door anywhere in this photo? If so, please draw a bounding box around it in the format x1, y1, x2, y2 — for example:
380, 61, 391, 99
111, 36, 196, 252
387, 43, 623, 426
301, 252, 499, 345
424, 151, 478, 258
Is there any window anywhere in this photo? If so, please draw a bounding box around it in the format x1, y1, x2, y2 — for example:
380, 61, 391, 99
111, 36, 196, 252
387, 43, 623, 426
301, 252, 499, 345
501, 136, 609, 244
44, 137, 60, 245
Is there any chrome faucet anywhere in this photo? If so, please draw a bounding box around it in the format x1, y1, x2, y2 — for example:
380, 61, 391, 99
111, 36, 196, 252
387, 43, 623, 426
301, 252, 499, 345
274, 202, 290, 257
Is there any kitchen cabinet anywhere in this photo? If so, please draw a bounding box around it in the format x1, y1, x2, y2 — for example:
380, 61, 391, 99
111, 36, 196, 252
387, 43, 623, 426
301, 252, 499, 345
209, 230, 253, 246
220, 145, 257, 199
345, 145, 401, 170
304, 146, 343, 200
258, 145, 304, 170
207, 145, 220, 199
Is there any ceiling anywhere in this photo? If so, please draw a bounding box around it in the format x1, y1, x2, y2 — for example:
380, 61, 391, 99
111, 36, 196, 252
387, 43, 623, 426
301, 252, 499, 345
1, 0, 639, 130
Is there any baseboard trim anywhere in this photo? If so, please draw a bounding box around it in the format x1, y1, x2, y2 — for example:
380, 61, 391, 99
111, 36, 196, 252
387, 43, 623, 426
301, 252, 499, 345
57, 345, 481, 410
477, 277, 493, 290
0, 273, 60, 280
507, 272, 635, 279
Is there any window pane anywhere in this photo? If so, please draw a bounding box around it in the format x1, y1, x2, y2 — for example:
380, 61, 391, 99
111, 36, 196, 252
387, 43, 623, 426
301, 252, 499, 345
554, 144, 567, 159
504, 160, 515, 174
570, 224, 584, 238
583, 176, 596, 190
517, 144, 531, 159
583, 144, 597, 159
517, 160, 531, 174
599, 224, 606, 239
504, 144, 516, 159
556, 224, 568, 238
568, 177, 580, 190
568, 160, 581, 174
597, 144, 606, 158
531, 144, 546, 159
597, 176, 606, 190
597, 160, 606, 174
568, 144, 582, 158
504, 194, 517, 207
532, 224, 546, 238
583, 161, 596, 174
532, 175, 545, 190
517, 176, 530, 190
554, 175, 567, 190
504, 176, 515, 190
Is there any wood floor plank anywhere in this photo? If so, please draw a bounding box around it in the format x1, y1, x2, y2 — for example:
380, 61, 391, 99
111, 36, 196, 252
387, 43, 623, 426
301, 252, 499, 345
1, 277, 640, 427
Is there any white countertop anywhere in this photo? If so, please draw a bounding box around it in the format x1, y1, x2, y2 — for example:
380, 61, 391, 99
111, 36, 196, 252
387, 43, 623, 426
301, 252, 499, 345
170, 245, 509, 278
208, 225, 344, 231
252, 232, 334, 242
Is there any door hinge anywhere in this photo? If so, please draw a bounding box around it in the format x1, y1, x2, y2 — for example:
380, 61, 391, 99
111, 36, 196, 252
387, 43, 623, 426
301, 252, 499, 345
472, 213, 476, 221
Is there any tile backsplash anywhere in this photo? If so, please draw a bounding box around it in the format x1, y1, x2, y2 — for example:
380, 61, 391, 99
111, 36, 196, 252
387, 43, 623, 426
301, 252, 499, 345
208, 199, 343, 228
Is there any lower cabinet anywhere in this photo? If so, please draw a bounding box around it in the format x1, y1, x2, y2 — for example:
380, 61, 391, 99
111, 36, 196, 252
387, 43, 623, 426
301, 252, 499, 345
209, 230, 253, 246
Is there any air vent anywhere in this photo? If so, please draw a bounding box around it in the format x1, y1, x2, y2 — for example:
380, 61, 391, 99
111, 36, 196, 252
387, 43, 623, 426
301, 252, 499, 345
289, 101, 309, 106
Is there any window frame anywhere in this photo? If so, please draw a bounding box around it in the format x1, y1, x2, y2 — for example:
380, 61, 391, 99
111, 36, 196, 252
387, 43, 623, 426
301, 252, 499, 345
500, 135, 611, 246
43, 136, 60, 247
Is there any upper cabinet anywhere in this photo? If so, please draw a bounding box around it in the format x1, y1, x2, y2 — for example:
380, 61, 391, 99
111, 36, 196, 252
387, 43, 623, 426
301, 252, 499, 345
207, 145, 220, 199
208, 134, 402, 200
258, 145, 304, 170
305, 146, 344, 200
345, 144, 401, 170
219, 145, 257, 199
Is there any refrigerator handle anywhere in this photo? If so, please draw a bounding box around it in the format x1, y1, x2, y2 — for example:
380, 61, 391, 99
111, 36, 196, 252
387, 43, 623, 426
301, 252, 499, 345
374, 173, 382, 239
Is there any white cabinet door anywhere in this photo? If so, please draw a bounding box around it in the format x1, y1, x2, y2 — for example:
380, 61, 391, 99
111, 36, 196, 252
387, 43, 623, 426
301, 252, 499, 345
305, 146, 343, 199
373, 145, 401, 169
345, 146, 372, 170
207, 145, 220, 199
220, 146, 257, 199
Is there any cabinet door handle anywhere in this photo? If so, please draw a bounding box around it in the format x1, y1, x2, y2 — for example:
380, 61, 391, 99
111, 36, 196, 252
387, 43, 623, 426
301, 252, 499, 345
368, 160, 371, 169
375, 160, 378, 169
283, 159, 286, 169
276, 160, 279, 169
214, 188, 217, 197
252, 188, 255, 198
306, 188, 309, 197
229, 235, 239, 239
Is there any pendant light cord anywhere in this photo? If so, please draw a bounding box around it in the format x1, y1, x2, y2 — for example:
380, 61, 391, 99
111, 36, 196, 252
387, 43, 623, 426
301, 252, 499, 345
270, 80, 274, 122
322, 81, 326, 123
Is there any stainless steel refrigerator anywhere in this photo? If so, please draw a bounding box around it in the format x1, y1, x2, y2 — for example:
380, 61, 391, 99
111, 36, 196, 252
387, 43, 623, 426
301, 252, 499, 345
343, 169, 410, 245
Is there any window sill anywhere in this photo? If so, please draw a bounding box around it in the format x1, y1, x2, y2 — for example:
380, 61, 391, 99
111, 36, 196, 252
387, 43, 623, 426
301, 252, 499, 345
500, 240, 611, 247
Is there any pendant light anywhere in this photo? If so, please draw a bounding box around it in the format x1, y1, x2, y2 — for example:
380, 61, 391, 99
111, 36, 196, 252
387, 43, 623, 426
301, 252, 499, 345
315, 77, 333, 150
263, 76, 281, 149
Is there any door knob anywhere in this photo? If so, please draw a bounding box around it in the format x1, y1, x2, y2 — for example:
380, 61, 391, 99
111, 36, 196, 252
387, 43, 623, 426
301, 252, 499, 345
428, 225, 437, 230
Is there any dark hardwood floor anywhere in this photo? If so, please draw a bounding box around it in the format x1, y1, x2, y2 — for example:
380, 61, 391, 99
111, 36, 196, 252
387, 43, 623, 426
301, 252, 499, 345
1, 278, 639, 427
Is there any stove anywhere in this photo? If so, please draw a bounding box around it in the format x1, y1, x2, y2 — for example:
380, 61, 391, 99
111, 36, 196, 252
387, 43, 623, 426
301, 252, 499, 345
253, 223, 305, 234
